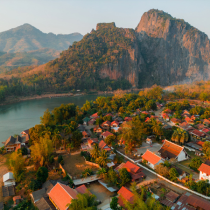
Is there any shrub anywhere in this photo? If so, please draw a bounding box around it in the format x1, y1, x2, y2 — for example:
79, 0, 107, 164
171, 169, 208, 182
82, 168, 93, 178
36, 167, 48, 183
29, 179, 42, 191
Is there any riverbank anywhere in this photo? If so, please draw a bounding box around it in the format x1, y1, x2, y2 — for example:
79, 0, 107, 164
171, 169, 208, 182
0, 88, 142, 106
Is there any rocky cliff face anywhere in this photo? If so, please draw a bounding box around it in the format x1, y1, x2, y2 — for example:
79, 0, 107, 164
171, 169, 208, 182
98, 9, 210, 87
136, 9, 210, 87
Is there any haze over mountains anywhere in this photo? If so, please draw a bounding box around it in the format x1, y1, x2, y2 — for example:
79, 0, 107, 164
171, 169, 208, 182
0, 23, 83, 72
0, 9, 210, 98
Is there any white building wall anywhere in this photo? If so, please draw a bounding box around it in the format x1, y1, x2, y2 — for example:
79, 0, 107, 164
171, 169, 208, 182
147, 159, 164, 170
199, 171, 210, 182
177, 150, 188, 162
4, 180, 15, 187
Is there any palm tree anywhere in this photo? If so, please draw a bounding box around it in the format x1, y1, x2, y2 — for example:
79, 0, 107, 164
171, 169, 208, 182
53, 129, 61, 150
97, 168, 107, 179
90, 143, 100, 159
96, 150, 110, 167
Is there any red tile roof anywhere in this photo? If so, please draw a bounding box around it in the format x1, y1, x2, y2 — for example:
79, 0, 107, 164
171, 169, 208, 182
102, 121, 111, 126
158, 140, 184, 159
48, 183, 78, 210
101, 131, 113, 138
196, 141, 205, 146
171, 118, 181, 124
91, 113, 98, 118
76, 185, 91, 195
124, 161, 141, 173
118, 187, 135, 207
106, 113, 113, 117
124, 117, 132, 121
99, 140, 111, 151
202, 128, 210, 133
198, 163, 210, 175
190, 129, 205, 137
186, 194, 210, 210
142, 150, 162, 165
164, 109, 171, 113
204, 119, 210, 124
114, 163, 126, 172
185, 117, 194, 123
111, 121, 120, 126
162, 113, 169, 119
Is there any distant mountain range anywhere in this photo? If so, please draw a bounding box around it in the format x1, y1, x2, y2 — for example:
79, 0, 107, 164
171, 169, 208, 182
0, 23, 83, 53
1, 10, 210, 95
0, 24, 83, 72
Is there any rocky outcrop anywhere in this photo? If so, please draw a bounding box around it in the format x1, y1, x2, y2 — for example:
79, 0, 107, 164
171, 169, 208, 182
96, 10, 210, 87
135, 9, 210, 87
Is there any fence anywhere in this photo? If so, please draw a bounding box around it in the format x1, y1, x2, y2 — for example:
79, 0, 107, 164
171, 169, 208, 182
114, 148, 210, 200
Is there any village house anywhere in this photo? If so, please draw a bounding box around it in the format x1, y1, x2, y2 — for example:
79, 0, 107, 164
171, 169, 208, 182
174, 167, 187, 181
82, 117, 90, 125
198, 163, 210, 181
171, 192, 210, 210
3, 135, 28, 152
196, 123, 205, 130
158, 140, 189, 162
111, 127, 120, 133
141, 150, 163, 169
20, 129, 29, 136
115, 161, 145, 182
185, 117, 194, 125
146, 138, 152, 144
90, 112, 99, 119
3, 172, 15, 187
101, 120, 111, 130
100, 131, 114, 139
189, 129, 206, 139
93, 125, 103, 134
124, 116, 132, 122
111, 120, 120, 127
98, 140, 111, 151
164, 109, 172, 114
117, 186, 135, 208
48, 183, 90, 210
161, 112, 170, 121
170, 118, 181, 125
204, 119, 210, 126
88, 118, 96, 126
202, 127, 210, 134
160, 191, 179, 208
82, 130, 90, 138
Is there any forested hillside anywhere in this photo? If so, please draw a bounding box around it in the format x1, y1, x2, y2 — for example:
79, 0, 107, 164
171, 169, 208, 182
0, 9, 210, 103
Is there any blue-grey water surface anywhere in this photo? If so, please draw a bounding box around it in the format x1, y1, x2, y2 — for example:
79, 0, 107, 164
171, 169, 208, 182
0, 95, 101, 146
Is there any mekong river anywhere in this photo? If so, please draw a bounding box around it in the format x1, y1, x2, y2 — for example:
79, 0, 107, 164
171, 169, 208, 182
0, 95, 101, 146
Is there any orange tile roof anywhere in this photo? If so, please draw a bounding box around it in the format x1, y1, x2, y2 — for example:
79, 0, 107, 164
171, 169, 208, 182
171, 118, 181, 123
101, 131, 113, 138
91, 113, 98, 118
114, 162, 126, 172
76, 185, 91, 195
198, 163, 210, 175
98, 140, 111, 151
158, 140, 183, 159
124, 117, 132, 121
124, 161, 141, 173
118, 187, 135, 207
102, 121, 111, 126
48, 183, 78, 210
142, 150, 162, 165
196, 141, 205, 146
111, 121, 120, 126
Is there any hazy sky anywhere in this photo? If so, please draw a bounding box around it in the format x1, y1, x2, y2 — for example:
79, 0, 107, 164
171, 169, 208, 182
1, 0, 210, 37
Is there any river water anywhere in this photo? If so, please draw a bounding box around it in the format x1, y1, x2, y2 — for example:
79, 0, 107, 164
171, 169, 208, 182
0, 95, 101, 146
